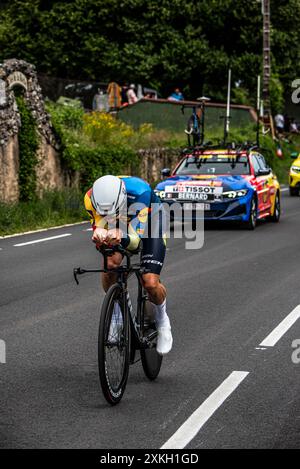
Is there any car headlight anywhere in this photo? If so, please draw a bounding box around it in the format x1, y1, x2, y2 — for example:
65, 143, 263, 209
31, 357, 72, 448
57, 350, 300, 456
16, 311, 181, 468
222, 189, 248, 199
154, 189, 166, 199
291, 166, 300, 174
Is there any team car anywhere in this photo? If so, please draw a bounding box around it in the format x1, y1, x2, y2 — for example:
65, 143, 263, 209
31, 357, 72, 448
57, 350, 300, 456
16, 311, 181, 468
155, 145, 281, 230
289, 152, 300, 196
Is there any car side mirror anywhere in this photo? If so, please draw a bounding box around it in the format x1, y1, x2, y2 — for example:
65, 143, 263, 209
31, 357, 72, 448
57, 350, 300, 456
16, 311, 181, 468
161, 168, 171, 179
257, 168, 271, 176
291, 152, 298, 159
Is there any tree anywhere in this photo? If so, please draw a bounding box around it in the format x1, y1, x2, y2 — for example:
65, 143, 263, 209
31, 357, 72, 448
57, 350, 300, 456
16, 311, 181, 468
0, 0, 299, 105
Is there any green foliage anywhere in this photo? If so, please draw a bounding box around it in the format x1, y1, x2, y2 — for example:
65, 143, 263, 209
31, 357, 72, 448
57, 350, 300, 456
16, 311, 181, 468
260, 134, 300, 185
231, 87, 251, 106
0, 0, 299, 102
0, 189, 88, 236
46, 102, 139, 191
15, 95, 39, 201
46, 100, 85, 130
269, 75, 285, 114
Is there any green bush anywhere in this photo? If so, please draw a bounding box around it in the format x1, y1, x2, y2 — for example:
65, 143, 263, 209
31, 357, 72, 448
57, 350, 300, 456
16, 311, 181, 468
63, 139, 139, 190
46, 102, 140, 191
46, 100, 84, 131
260, 134, 300, 185
270, 75, 285, 115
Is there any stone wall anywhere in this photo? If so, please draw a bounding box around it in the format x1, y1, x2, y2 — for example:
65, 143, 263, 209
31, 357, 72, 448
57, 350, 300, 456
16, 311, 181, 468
0, 59, 71, 203
0, 136, 19, 203
0, 141, 181, 203
0, 135, 80, 202
137, 147, 182, 183
36, 139, 64, 195
0, 59, 57, 148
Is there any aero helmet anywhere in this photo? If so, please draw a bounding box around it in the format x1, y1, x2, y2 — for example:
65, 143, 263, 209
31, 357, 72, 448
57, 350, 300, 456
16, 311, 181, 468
91, 175, 127, 216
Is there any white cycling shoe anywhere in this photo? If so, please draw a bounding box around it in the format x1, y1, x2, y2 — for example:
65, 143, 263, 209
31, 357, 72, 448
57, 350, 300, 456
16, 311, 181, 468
156, 326, 173, 355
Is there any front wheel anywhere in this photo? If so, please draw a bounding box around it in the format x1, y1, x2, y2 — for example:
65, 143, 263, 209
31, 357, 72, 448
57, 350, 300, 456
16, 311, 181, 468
98, 284, 130, 405
140, 300, 163, 380
270, 192, 281, 223
244, 197, 257, 230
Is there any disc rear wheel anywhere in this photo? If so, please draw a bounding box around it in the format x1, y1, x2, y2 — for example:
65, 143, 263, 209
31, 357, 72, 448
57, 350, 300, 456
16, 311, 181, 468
140, 300, 163, 380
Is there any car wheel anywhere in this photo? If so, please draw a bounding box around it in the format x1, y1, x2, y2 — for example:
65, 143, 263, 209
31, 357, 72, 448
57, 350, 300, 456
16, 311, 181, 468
270, 192, 280, 223
245, 197, 257, 230
289, 187, 299, 196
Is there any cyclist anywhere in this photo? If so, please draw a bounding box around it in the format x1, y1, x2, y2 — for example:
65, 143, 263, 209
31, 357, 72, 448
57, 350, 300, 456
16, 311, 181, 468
84, 175, 173, 355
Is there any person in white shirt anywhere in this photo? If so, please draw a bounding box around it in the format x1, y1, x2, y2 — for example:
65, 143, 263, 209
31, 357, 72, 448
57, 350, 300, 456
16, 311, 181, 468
274, 113, 285, 134
127, 84, 138, 104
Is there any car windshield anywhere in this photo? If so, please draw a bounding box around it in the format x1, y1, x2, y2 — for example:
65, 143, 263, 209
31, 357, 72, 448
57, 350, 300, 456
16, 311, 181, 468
175, 155, 251, 176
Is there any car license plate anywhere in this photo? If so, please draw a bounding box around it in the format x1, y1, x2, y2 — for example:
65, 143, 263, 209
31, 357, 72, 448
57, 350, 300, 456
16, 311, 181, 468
183, 203, 210, 210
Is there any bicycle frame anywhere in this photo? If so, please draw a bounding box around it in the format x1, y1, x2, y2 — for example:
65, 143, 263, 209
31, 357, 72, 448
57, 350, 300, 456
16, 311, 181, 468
182, 103, 206, 147
73, 247, 157, 351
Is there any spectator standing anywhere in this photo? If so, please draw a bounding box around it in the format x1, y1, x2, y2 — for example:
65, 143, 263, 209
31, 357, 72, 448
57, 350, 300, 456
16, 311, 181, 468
274, 112, 285, 135
92, 89, 109, 112
127, 84, 138, 104
168, 88, 184, 101
290, 118, 300, 134
107, 82, 122, 111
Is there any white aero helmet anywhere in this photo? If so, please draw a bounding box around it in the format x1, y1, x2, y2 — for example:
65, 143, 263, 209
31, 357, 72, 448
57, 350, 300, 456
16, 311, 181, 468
91, 175, 127, 216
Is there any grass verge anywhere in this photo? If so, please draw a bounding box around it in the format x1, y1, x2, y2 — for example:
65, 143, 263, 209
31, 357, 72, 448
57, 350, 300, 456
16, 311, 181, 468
0, 190, 88, 236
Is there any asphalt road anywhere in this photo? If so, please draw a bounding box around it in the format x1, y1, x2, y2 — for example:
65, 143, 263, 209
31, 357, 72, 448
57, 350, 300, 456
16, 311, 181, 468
0, 189, 300, 449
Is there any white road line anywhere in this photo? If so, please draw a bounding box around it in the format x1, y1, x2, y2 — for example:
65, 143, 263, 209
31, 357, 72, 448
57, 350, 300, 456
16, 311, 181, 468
281, 188, 289, 192
14, 233, 72, 247
161, 371, 249, 449
0, 221, 88, 239
259, 305, 300, 347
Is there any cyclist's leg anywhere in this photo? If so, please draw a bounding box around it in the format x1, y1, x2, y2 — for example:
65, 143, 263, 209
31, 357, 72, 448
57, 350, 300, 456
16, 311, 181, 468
102, 251, 123, 292
141, 236, 172, 354
140, 235, 166, 302
141, 207, 167, 307
142, 272, 166, 305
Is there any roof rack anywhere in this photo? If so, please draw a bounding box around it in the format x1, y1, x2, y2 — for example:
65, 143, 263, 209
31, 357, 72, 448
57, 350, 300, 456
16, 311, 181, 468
181, 140, 261, 156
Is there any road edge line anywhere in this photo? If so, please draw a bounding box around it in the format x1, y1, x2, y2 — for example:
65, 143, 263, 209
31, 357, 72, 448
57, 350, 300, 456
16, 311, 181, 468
0, 221, 89, 240
14, 233, 72, 247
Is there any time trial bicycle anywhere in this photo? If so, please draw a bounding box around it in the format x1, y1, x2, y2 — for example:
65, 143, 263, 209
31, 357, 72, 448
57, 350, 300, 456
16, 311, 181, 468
73, 245, 162, 405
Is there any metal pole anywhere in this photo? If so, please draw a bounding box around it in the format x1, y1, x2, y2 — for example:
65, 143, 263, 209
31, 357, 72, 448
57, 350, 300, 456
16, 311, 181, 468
262, 0, 271, 115
224, 68, 231, 143
256, 75, 261, 146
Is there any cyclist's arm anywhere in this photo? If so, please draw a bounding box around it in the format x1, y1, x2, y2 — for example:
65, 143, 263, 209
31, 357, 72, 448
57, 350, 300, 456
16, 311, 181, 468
126, 190, 154, 249
123, 223, 141, 251
84, 190, 138, 248
84, 190, 102, 229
